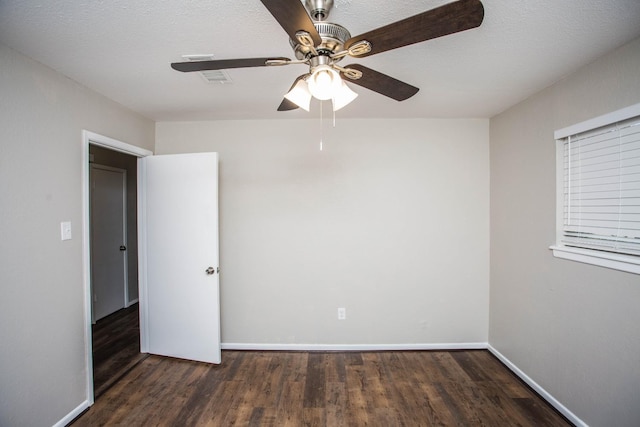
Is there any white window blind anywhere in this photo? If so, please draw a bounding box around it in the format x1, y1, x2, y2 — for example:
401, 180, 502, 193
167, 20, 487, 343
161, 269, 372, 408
560, 115, 640, 256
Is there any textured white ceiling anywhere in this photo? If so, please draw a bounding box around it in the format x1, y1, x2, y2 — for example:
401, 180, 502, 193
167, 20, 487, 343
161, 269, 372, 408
1, 0, 639, 121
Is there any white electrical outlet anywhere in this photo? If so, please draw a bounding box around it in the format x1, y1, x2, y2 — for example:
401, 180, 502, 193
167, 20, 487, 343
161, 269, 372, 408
337, 307, 346, 320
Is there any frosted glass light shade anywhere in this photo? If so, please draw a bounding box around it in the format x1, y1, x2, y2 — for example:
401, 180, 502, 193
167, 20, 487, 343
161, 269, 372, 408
308, 65, 342, 101
283, 79, 312, 111
332, 82, 358, 111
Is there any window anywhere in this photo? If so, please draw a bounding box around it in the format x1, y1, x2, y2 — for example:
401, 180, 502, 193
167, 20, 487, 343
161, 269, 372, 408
551, 103, 640, 274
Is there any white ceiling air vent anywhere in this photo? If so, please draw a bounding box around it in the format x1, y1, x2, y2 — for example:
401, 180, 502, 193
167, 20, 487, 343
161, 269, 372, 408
182, 55, 233, 84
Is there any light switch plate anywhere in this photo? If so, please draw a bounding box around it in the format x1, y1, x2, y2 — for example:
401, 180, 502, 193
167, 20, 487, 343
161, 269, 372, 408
61, 221, 72, 241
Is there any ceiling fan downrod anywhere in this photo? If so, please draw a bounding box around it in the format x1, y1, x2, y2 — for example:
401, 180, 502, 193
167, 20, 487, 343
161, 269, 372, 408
304, 0, 334, 21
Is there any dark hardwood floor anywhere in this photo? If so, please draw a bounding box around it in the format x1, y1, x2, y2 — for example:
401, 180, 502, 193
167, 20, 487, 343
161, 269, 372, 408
74, 349, 572, 426
92, 303, 147, 398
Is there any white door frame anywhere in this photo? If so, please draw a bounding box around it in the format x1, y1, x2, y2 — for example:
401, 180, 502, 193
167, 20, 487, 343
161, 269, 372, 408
81, 130, 152, 405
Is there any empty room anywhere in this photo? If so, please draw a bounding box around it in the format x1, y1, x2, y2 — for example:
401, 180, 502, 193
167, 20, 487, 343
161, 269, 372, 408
1, 1, 639, 426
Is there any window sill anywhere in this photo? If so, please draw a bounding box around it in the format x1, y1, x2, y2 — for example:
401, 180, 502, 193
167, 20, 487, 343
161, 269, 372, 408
550, 245, 640, 275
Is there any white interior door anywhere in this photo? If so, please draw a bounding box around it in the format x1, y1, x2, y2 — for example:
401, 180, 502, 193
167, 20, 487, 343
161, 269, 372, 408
90, 164, 127, 322
139, 152, 221, 364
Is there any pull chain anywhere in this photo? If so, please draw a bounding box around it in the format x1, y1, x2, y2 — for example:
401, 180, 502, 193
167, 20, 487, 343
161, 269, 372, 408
319, 100, 323, 151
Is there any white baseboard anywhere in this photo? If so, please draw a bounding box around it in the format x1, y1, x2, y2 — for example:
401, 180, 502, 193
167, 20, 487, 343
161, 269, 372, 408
487, 345, 587, 427
53, 400, 90, 427
221, 342, 488, 351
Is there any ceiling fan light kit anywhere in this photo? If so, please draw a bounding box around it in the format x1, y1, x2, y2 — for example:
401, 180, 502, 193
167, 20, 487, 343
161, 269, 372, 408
283, 71, 359, 112
283, 79, 312, 111
308, 64, 341, 100
171, 0, 485, 113
332, 81, 359, 111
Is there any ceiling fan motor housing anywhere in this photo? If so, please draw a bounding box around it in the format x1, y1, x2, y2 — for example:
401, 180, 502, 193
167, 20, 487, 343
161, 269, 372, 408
290, 22, 351, 60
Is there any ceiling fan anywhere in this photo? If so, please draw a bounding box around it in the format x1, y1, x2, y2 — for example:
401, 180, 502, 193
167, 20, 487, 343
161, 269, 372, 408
171, 0, 484, 112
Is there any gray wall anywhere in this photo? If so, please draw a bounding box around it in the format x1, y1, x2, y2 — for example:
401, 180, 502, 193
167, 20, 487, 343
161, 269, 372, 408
156, 118, 490, 347
90, 145, 139, 303
0, 43, 154, 426
489, 37, 640, 426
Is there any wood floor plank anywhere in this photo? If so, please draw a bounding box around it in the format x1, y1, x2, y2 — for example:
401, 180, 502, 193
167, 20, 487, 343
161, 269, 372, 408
198, 380, 245, 425
325, 381, 347, 427
344, 365, 370, 426
248, 407, 265, 426
220, 357, 266, 425
450, 350, 494, 382
303, 408, 326, 427
254, 407, 278, 427
170, 361, 226, 424
91, 303, 146, 398
123, 358, 195, 425
324, 351, 346, 383
344, 351, 364, 366
255, 352, 287, 409
394, 379, 440, 426
73, 350, 573, 426
275, 381, 305, 426
475, 380, 537, 427
393, 352, 466, 426
222, 350, 246, 380
361, 353, 390, 409
433, 351, 474, 383
283, 351, 308, 382
239, 352, 274, 408
447, 380, 510, 426
407, 351, 444, 384
477, 351, 535, 398
420, 382, 465, 426
513, 396, 573, 427
433, 381, 478, 426
91, 357, 164, 424
303, 353, 326, 408
372, 407, 402, 426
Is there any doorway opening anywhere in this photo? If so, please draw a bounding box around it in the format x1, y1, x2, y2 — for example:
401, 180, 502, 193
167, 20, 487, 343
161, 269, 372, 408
89, 146, 145, 398
82, 131, 153, 405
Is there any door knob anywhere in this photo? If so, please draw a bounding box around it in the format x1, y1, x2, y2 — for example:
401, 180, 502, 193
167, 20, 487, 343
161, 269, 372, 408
119, 245, 127, 251
205, 267, 216, 275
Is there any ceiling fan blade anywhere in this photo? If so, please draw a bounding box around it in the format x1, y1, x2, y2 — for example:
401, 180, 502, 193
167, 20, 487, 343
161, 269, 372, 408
171, 57, 290, 72
344, 0, 484, 58
277, 98, 299, 111
340, 64, 419, 101
260, 0, 322, 46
